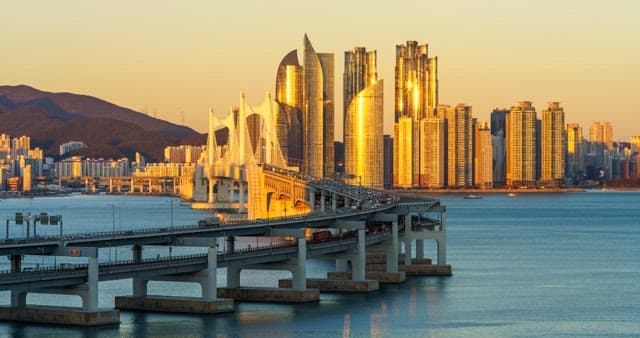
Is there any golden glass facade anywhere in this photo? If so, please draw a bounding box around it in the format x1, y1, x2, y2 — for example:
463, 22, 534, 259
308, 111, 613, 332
302, 34, 334, 178
344, 47, 383, 189
393, 116, 413, 188
393, 41, 438, 188
446, 104, 473, 188
275, 50, 303, 167
474, 121, 493, 189
506, 101, 537, 187
419, 117, 445, 188
566, 123, 584, 178
541, 102, 565, 184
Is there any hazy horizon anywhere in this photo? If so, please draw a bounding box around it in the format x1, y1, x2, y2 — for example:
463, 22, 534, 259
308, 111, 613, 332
3, 1, 639, 140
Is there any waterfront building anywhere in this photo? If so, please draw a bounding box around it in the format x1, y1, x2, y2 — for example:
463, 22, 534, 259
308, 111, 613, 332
566, 123, 585, 181
589, 121, 614, 178
302, 34, 334, 178
419, 117, 446, 188
164, 145, 205, 164
56, 157, 130, 178
393, 40, 438, 188
540, 102, 566, 185
630, 136, 640, 153
275, 34, 334, 177
490, 109, 509, 186
343, 47, 383, 188
446, 104, 473, 188
275, 50, 304, 168
590, 121, 614, 152
475, 121, 493, 189
506, 101, 537, 187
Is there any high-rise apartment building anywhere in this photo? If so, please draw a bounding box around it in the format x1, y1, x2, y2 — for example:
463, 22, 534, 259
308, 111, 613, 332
490, 108, 509, 186
566, 123, 585, 180
393, 41, 438, 188
506, 101, 537, 187
540, 102, 565, 185
343, 47, 383, 189
589, 121, 613, 153
446, 104, 473, 188
475, 121, 493, 189
420, 117, 446, 188
276, 34, 334, 178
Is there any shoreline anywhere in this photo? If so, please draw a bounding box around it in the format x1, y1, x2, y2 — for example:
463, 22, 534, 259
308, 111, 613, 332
393, 188, 586, 194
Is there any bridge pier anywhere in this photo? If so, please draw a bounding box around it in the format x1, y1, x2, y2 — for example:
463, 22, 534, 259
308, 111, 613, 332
331, 193, 337, 210
221, 237, 319, 302
116, 246, 234, 314
0, 253, 120, 326
398, 208, 452, 276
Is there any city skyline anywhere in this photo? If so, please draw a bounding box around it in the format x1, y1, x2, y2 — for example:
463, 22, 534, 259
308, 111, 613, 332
3, 1, 639, 141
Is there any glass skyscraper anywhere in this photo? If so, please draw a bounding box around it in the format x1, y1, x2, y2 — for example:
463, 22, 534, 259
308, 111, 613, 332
393, 41, 438, 188
276, 34, 334, 178
343, 47, 383, 188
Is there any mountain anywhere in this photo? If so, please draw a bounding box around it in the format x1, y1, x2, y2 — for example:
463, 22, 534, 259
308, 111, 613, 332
0, 85, 205, 162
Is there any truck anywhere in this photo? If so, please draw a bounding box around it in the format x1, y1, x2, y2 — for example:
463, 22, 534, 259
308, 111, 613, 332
198, 216, 221, 227
311, 230, 332, 243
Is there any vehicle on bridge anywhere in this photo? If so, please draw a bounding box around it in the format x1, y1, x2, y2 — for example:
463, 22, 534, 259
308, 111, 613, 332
198, 216, 221, 227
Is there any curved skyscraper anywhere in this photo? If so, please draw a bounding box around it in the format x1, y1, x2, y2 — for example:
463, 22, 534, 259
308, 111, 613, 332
344, 47, 383, 189
276, 34, 334, 178
275, 50, 303, 167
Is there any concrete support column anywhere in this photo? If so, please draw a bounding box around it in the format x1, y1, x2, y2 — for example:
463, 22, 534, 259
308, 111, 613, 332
331, 193, 337, 210
320, 190, 325, 212
202, 247, 218, 300
404, 240, 413, 266
226, 236, 235, 253
416, 239, 425, 259
309, 188, 315, 211
132, 245, 147, 297
86, 257, 99, 311
226, 265, 241, 288
10, 255, 21, 273
353, 229, 366, 281
292, 238, 307, 290
335, 259, 348, 272
208, 177, 215, 204
10, 291, 26, 307
386, 221, 399, 273
344, 198, 351, 209
238, 181, 245, 213
437, 239, 447, 265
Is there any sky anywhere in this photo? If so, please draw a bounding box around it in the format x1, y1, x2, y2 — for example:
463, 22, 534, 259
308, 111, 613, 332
3, 1, 639, 141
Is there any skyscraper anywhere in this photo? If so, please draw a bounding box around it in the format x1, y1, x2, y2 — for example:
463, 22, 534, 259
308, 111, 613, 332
588, 121, 613, 177
420, 117, 446, 188
506, 101, 537, 187
276, 35, 334, 177
275, 50, 303, 167
566, 123, 584, 180
490, 109, 509, 187
393, 41, 438, 188
343, 47, 383, 188
302, 34, 334, 179
540, 102, 565, 185
475, 121, 493, 189
446, 104, 473, 188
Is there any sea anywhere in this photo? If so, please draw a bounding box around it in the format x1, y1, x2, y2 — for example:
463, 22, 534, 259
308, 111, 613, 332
0, 191, 638, 337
